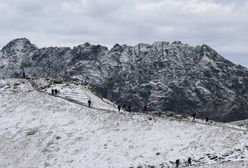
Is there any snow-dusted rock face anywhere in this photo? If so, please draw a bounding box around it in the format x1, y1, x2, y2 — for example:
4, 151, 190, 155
0, 38, 37, 79
1, 38, 248, 121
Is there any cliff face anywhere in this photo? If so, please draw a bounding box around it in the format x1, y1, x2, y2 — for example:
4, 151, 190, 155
1, 38, 248, 121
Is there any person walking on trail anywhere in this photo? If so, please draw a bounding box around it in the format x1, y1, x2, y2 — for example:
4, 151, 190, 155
123, 104, 126, 111
205, 117, 209, 124
128, 105, 131, 112
88, 99, 91, 107
118, 105, 121, 113
144, 105, 147, 112
176, 159, 180, 167
51, 89, 54, 95
192, 113, 196, 122
22, 71, 26, 79
188, 157, 192, 166
54, 89, 58, 95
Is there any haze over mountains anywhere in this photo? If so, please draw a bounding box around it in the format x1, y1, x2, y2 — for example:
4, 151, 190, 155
1, 38, 248, 122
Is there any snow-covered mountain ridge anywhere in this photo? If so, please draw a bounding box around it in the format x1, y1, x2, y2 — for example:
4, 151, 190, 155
1, 78, 248, 168
1, 38, 248, 121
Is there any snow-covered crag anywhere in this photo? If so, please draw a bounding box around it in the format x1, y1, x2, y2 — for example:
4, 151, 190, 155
1, 38, 248, 121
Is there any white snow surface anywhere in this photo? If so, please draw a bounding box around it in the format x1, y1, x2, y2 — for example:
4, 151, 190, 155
1, 78, 248, 168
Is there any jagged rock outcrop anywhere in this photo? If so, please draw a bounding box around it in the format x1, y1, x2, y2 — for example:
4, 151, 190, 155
1, 38, 248, 121
0, 38, 37, 78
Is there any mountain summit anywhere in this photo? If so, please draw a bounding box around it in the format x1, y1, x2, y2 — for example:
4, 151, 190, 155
1, 38, 248, 121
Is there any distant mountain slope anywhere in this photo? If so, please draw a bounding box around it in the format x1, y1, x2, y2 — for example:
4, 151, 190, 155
0, 78, 248, 168
1, 38, 248, 121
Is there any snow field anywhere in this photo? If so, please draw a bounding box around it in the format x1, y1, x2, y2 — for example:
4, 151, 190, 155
0, 79, 248, 168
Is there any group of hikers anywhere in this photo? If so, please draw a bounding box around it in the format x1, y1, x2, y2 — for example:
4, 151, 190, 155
85, 97, 210, 124
116, 104, 210, 124
87, 99, 132, 112
116, 104, 149, 113
51, 88, 93, 107
51, 89, 59, 95
50, 88, 210, 125
176, 157, 192, 167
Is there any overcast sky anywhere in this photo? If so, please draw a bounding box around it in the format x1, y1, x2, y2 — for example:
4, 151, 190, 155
0, 0, 248, 66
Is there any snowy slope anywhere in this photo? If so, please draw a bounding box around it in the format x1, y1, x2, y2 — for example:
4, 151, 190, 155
0, 79, 248, 168
230, 119, 248, 130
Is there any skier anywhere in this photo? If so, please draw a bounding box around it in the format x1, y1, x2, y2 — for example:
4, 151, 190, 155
192, 113, 196, 122
118, 105, 121, 113
88, 99, 91, 107
51, 89, 54, 95
176, 159, 180, 168
188, 157, 192, 166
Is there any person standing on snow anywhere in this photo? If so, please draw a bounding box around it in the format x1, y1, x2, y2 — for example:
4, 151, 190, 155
123, 104, 126, 111
205, 117, 209, 124
144, 105, 147, 112
192, 113, 196, 122
88, 99, 91, 107
22, 71, 26, 78
118, 105, 121, 113
54, 89, 58, 95
176, 159, 180, 167
128, 105, 131, 112
188, 157, 192, 166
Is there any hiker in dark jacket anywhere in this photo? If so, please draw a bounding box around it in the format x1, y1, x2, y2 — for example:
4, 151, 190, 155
205, 117, 209, 124
54, 89, 58, 95
51, 89, 54, 95
176, 159, 180, 167
188, 157, 192, 166
192, 113, 196, 122
88, 99, 91, 107
128, 105, 131, 112
144, 105, 147, 112
118, 105, 121, 112
22, 71, 26, 78
123, 104, 126, 111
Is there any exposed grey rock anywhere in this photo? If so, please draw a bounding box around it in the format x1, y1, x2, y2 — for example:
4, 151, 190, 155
1, 38, 248, 121
26, 129, 38, 135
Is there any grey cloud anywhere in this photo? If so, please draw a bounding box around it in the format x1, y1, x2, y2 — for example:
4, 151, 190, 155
0, 0, 247, 66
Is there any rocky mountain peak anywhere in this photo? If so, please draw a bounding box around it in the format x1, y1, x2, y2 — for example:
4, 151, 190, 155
1, 38, 248, 121
3, 38, 35, 49
110, 43, 128, 53
1, 38, 37, 56
6, 38, 31, 46
171, 41, 183, 45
